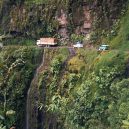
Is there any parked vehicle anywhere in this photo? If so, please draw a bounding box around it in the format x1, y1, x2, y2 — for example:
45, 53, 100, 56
73, 41, 83, 48
98, 45, 109, 51
37, 38, 57, 47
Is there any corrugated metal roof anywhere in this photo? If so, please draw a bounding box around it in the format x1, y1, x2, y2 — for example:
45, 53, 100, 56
37, 38, 57, 45
40, 38, 56, 42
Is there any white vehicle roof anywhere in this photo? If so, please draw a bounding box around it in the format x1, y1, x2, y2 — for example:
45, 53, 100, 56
73, 43, 83, 48
100, 45, 109, 47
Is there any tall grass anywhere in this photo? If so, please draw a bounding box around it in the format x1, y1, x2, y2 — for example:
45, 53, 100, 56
110, 3, 129, 50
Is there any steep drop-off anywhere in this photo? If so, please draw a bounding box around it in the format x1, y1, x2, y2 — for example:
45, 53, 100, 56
26, 49, 45, 129
0, 46, 42, 129
1, 1, 129, 129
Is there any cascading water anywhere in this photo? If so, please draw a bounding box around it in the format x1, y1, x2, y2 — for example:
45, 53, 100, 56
26, 49, 45, 129
25, 47, 75, 129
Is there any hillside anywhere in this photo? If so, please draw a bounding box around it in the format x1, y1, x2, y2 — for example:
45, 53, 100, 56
0, 0, 129, 129
0, 0, 127, 44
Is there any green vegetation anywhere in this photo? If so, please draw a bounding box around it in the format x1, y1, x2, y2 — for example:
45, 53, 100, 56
0, 0, 129, 129
104, 2, 129, 50
3, 38, 36, 46
37, 48, 129, 129
0, 46, 42, 129
25, 0, 46, 4
70, 34, 84, 43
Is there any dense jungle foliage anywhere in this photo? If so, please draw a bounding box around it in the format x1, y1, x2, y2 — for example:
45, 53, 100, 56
0, 0, 129, 129
37, 48, 129, 129
0, 46, 42, 129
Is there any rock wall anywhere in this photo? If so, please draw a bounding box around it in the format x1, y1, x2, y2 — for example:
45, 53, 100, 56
0, 0, 127, 41
56, 9, 69, 40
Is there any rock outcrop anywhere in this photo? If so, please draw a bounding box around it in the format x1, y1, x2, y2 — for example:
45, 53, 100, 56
0, 0, 127, 41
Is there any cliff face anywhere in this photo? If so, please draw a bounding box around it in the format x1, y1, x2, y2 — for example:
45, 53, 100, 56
0, 0, 127, 41
0, 1, 129, 129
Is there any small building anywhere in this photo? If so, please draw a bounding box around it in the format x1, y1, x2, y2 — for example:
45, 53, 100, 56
37, 38, 57, 47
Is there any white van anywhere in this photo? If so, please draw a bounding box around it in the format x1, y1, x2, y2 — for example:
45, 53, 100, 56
73, 42, 83, 48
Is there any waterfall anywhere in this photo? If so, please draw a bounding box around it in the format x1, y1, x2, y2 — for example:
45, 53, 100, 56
26, 49, 45, 129
25, 47, 75, 129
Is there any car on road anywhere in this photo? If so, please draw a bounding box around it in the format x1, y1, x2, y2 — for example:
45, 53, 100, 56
73, 42, 83, 48
98, 45, 109, 51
